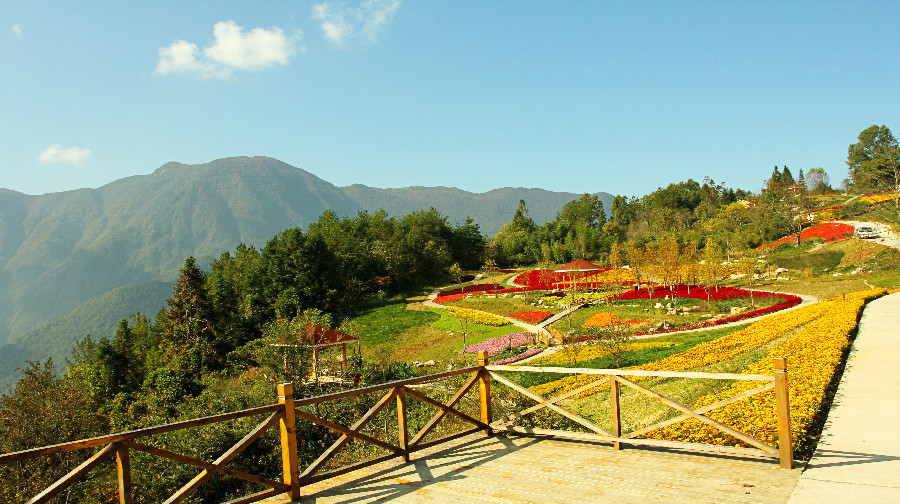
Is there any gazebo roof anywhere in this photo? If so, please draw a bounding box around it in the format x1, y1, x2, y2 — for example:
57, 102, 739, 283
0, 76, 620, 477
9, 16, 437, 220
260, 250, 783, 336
555, 259, 602, 272
303, 324, 359, 348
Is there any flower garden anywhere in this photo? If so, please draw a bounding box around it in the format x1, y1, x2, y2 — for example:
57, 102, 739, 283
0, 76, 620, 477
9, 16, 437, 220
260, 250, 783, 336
758, 222, 855, 249
525, 287, 893, 458
860, 191, 899, 205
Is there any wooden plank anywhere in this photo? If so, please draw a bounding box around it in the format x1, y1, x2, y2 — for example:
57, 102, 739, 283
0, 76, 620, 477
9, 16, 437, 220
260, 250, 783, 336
277, 383, 301, 500
611, 378, 622, 450
26, 443, 117, 504
624, 382, 775, 440
127, 441, 290, 491
488, 365, 774, 382
116, 444, 132, 504
773, 358, 794, 469
397, 386, 410, 462
0, 404, 282, 464
408, 372, 480, 447
489, 371, 614, 437
613, 376, 777, 454
164, 410, 283, 504
478, 353, 492, 436
300, 388, 396, 479
494, 376, 611, 426
294, 367, 479, 406
294, 409, 400, 454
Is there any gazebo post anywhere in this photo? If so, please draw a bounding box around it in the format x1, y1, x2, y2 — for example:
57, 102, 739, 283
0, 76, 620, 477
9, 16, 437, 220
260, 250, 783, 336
342, 343, 347, 375
312, 347, 319, 381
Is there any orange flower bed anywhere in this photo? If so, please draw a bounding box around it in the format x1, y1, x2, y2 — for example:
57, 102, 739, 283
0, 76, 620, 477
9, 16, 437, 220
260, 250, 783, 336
582, 312, 647, 327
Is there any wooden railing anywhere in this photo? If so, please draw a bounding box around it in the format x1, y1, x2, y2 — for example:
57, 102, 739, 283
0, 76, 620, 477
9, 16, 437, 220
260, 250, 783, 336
0, 353, 793, 503
485, 357, 793, 469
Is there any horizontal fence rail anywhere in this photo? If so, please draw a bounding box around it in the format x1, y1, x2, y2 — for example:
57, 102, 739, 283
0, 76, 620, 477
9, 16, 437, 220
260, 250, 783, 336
0, 356, 794, 503
485, 358, 793, 468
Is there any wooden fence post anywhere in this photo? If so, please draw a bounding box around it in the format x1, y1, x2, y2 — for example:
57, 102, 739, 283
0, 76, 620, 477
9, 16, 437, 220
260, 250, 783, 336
477, 352, 493, 436
397, 386, 410, 462
115, 443, 132, 504
278, 383, 302, 499
610, 377, 622, 450
773, 358, 794, 469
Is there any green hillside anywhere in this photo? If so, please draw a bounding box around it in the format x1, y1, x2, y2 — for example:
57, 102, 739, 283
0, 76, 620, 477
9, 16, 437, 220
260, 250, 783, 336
0, 156, 362, 345
0, 281, 173, 389
0, 156, 595, 385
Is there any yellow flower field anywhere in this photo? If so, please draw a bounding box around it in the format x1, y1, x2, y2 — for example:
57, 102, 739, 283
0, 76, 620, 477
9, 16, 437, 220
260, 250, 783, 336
860, 192, 898, 204
444, 306, 510, 326
645, 289, 885, 456
532, 298, 829, 397
528, 288, 892, 458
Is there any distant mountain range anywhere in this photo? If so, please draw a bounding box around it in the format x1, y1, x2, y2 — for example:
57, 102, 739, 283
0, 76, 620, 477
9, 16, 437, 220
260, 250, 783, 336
0, 156, 611, 387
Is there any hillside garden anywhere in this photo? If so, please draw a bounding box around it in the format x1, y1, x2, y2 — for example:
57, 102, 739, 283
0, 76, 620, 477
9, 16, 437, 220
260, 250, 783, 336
4, 135, 900, 502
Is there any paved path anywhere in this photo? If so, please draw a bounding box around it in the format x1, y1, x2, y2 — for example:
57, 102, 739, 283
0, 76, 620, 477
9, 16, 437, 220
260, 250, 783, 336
838, 220, 900, 249
266, 433, 801, 504
787, 291, 900, 503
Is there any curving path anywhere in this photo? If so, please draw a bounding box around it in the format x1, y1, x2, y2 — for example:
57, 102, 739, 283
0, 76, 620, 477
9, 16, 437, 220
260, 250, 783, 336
837, 220, 900, 249
787, 291, 900, 503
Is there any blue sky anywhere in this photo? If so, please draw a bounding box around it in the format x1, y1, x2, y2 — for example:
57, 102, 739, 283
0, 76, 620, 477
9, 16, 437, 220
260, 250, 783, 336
2, 1, 898, 197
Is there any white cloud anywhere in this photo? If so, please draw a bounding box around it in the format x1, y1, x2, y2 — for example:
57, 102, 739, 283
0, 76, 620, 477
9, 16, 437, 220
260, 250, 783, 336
38, 144, 92, 165
12, 24, 22, 36
312, 3, 353, 45
312, 0, 401, 45
155, 21, 301, 79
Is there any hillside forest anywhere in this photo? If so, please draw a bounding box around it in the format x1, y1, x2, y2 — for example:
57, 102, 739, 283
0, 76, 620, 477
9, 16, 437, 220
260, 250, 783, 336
1, 124, 899, 502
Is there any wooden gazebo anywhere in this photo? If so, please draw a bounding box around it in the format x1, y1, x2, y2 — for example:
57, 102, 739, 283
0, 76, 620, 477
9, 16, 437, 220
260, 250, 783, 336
555, 259, 601, 290
303, 324, 359, 378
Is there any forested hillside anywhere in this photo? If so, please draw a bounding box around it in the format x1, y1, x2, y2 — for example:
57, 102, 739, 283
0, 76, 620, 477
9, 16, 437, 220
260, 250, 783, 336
0, 156, 597, 386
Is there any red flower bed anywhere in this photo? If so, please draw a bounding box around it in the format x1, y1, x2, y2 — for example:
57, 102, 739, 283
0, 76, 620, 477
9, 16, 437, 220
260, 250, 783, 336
432, 293, 468, 304
616, 285, 779, 302
512, 269, 604, 287
610, 284, 802, 334
633, 295, 802, 335
507, 310, 553, 323
435, 283, 503, 299
758, 222, 854, 249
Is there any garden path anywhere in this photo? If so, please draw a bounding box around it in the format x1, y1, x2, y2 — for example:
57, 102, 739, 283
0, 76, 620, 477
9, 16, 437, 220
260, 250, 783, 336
837, 220, 900, 249
787, 291, 900, 503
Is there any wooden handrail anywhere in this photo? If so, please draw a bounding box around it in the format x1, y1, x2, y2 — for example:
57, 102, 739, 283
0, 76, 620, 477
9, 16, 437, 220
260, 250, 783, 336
0, 403, 283, 464
1, 357, 794, 503
487, 364, 775, 382
488, 357, 793, 468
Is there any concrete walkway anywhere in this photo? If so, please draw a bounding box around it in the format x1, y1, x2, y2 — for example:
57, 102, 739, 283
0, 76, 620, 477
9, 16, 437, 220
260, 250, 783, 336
788, 291, 900, 503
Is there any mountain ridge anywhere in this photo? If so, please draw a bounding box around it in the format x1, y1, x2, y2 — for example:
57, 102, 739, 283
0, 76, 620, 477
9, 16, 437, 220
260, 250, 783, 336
0, 156, 612, 387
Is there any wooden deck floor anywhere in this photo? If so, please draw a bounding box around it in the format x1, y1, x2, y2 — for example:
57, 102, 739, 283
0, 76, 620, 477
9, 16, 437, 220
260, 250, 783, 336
265, 433, 802, 504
